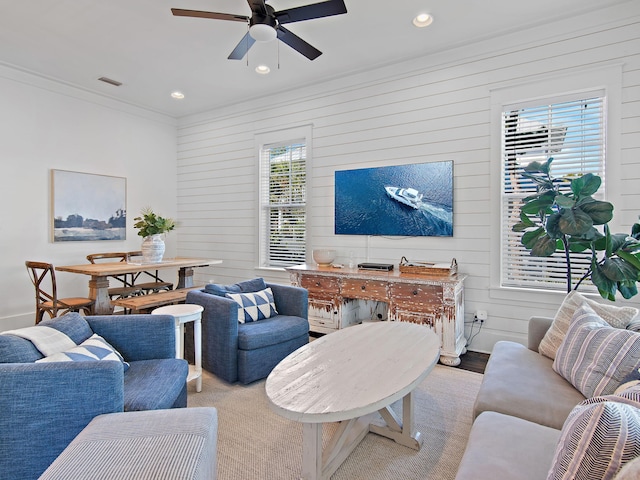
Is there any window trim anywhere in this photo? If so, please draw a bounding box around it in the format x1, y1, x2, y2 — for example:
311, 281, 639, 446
489, 64, 622, 301
254, 124, 313, 270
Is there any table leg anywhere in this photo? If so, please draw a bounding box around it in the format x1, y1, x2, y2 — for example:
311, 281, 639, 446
177, 267, 194, 289
88, 275, 112, 315
302, 423, 323, 480
369, 391, 423, 450
194, 317, 202, 393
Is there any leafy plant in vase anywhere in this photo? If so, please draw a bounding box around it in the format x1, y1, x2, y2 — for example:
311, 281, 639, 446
133, 207, 176, 263
512, 158, 640, 300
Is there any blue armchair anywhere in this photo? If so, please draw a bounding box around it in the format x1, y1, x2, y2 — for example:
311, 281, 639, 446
0, 312, 188, 480
186, 279, 309, 384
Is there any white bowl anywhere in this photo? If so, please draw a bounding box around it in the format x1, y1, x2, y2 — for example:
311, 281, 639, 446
312, 249, 336, 266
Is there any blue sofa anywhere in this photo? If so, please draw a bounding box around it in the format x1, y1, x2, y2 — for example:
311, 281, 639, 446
186, 279, 309, 384
0, 312, 188, 480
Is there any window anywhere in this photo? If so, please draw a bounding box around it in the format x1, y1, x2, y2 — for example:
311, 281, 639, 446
258, 130, 309, 268
501, 92, 606, 291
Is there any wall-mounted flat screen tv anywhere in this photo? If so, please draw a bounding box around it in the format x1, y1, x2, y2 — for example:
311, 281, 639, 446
335, 161, 453, 237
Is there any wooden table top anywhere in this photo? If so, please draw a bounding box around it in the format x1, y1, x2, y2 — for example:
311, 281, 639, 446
56, 257, 222, 276
286, 263, 466, 284
265, 321, 440, 423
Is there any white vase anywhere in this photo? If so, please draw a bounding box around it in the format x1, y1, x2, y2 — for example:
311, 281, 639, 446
141, 234, 165, 263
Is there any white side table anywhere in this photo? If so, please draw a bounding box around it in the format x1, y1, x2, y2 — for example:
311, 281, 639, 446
152, 303, 204, 392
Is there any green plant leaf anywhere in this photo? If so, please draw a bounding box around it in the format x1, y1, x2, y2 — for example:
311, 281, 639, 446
617, 281, 638, 299
600, 257, 636, 282
592, 260, 617, 300
545, 213, 565, 239
571, 173, 601, 197
531, 233, 558, 257
617, 251, 640, 272
521, 191, 556, 215
557, 208, 593, 235
580, 200, 613, 225
555, 194, 575, 208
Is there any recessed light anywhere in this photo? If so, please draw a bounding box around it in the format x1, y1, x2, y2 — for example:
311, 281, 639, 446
255, 65, 271, 75
171, 91, 185, 99
413, 13, 433, 28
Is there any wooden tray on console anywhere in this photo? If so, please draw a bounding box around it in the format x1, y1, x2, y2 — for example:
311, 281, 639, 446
399, 257, 458, 276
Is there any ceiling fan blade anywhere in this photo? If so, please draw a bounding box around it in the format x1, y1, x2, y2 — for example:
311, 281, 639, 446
276, 26, 322, 60
247, 0, 268, 16
275, 0, 347, 25
171, 8, 248, 22
228, 31, 256, 60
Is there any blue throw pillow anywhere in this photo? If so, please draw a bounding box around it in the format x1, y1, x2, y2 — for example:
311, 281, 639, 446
204, 278, 267, 296
226, 288, 278, 324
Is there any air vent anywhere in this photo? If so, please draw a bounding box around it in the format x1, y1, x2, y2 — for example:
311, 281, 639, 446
98, 77, 122, 87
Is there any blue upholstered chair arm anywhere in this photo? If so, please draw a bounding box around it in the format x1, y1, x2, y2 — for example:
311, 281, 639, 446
267, 282, 308, 318
187, 289, 241, 381
0, 361, 124, 480
86, 314, 176, 361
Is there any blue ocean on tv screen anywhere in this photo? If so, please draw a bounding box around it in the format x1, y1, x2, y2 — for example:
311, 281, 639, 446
335, 161, 453, 237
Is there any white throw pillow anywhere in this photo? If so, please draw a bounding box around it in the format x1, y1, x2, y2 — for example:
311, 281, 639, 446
539, 291, 638, 360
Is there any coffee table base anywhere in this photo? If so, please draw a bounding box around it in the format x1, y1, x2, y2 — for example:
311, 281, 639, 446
302, 391, 422, 480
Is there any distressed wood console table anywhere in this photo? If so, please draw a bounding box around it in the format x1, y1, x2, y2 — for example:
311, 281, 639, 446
286, 264, 466, 366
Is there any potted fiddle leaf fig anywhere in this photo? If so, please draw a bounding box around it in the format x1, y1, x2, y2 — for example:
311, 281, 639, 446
133, 207, 176, 263
512, 157, 640, 300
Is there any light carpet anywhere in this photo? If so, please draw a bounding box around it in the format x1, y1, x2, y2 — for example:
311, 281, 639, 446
187, 365, 482, 480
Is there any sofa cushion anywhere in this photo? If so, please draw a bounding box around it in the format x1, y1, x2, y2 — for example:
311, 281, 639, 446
123, 359, 189, 411
36, 333, 130, 371
615, 368, 640, 395
226, 288, 278, 323
455, 411, 561, 480
204, 277, 267, 296
238, 315, 309, 351
547, 394, 640, 480
553, 304, 640, 398
0, 333, 44, 363
39, 408, 218, 480
539, 291, 638, 360
473, 340, 585, 430
39, 312, 94, 344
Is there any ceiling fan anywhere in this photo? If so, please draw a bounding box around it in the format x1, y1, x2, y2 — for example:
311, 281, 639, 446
171, 0, 347, 61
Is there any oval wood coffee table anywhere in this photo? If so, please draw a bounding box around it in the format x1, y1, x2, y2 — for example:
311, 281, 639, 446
265, 321, 440, 480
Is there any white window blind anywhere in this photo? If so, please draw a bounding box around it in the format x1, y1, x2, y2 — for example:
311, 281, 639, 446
259, 139, 307, 267
501, 92, 606, 291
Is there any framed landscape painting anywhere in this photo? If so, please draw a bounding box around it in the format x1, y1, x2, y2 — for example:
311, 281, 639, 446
51, 170, 126, 242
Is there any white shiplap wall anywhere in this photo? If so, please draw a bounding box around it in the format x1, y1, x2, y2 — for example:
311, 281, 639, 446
176, 2, 640, 353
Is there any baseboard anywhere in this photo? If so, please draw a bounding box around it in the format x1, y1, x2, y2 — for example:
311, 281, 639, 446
0, 312, 34, 332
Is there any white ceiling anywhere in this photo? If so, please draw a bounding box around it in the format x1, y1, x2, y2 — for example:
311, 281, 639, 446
0, 0, 629, 118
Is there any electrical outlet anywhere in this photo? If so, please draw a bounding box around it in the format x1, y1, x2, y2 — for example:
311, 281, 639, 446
475, 310, 488, 321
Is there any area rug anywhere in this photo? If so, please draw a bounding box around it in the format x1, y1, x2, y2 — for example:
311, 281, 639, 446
187, 365, 482, 480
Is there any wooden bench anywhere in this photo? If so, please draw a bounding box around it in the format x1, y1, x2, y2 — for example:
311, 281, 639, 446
111, 286, 204, 313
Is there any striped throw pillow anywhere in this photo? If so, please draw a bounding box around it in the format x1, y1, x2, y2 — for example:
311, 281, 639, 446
539, 291, 639, 360
553, 304, 640, 398
547, 395, 640, 480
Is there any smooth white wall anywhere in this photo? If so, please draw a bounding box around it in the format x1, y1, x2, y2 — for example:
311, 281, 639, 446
0, 66, 177, 330
176, 2, 640, 352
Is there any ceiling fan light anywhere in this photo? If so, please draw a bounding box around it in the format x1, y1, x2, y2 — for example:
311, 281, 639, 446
256, 65, 271, 75
249, 24, 277, 42
413, 13, 433, 28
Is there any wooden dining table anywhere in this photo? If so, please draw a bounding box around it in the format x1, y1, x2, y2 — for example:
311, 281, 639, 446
56, 257, 222, 315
